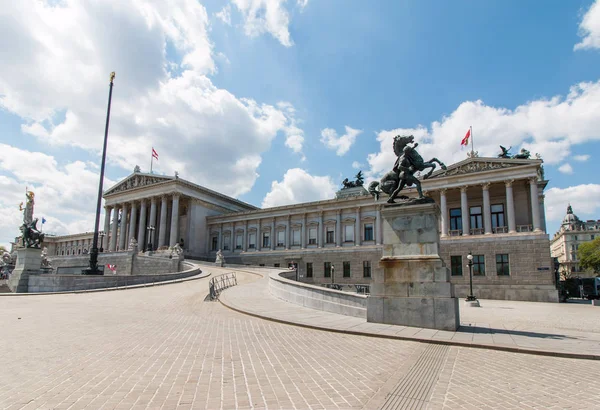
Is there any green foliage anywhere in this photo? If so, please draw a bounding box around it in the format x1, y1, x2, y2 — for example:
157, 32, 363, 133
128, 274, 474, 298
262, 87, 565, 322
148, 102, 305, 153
578, 237, 600, 273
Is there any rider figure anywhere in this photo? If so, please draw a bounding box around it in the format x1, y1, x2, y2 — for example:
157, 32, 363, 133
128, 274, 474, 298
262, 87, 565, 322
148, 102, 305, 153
388, 139, 424, 203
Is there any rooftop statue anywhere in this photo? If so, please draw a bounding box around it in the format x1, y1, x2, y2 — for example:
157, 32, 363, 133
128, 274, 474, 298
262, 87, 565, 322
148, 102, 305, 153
513, 148, 531, 159
341, 171, 364, 189
498, 146, 531, 159
498, 145, 512, 158
368, 135, 446, 204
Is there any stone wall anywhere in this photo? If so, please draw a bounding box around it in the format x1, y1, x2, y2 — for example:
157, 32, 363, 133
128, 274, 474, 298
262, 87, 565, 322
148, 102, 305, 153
27, 262, 200, 293
440, 233, 559, 302
269, 271, 367, 318
48, 252, 180, 276
237, 246, 382, 285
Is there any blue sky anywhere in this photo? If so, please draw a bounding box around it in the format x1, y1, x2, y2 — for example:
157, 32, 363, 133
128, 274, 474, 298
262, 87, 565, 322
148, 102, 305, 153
1, 0, 600, 246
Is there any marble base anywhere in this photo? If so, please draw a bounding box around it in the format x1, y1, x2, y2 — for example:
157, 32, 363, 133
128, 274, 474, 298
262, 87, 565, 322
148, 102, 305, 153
8, 247, 42, 293
592, 299, 600, 307
366, 203, 460, 331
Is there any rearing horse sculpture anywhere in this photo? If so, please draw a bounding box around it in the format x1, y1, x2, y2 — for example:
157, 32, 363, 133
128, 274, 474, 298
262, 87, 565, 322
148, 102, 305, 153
368, 135, 447, 203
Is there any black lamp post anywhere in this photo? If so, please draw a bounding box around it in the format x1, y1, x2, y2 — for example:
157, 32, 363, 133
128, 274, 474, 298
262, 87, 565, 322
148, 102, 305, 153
331, 264, 335, 285
146, 225, 155, 252
466, 252, 478, 303
83, 72, 115, 275
99, 231, 105, 253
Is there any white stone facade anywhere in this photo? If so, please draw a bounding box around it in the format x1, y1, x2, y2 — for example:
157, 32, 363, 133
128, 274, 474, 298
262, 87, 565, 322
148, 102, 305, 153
550, 205, 600, 278
45, 157, 558, 302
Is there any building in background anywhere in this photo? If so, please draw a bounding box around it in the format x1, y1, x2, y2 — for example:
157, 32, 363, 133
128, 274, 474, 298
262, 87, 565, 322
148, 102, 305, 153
550, 205, 600, 278
45, 156, 558, 302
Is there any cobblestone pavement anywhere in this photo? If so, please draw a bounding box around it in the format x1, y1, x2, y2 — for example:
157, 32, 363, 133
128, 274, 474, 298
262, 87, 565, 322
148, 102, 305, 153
1, 272, 599, 410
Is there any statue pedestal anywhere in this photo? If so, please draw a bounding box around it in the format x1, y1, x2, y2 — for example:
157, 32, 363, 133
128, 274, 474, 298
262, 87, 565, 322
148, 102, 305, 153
367, 203, 460, 331
8, 247, 42, 293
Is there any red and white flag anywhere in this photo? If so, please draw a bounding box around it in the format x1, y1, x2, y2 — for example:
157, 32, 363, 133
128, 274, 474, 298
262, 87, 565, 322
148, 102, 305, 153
461, 128, 471, 146
106, 264, 117, 272
152, 147, 159, 160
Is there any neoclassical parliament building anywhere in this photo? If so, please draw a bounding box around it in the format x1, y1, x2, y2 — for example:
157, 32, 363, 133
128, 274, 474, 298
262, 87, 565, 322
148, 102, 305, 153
45, 156, 559, 302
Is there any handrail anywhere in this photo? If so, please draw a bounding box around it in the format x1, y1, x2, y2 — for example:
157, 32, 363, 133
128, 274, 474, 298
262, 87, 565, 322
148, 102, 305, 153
209, 272, 238, 300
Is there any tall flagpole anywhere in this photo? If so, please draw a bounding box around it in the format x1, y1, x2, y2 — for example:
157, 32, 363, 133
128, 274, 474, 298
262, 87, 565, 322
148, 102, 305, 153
470, 125, 474, 155
150, 150, 153, 174
84, 71, 115, 275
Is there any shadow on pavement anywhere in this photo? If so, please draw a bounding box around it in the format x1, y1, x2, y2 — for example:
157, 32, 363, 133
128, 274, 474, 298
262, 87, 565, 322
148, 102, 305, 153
458, 325, 577, 340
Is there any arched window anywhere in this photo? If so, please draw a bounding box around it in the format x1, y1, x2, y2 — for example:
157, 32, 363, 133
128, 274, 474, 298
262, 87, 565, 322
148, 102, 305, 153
78, 249, 81, 255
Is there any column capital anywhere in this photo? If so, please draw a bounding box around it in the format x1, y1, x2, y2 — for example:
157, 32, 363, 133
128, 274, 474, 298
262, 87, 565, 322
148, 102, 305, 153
528, 177, 538, 185
504, 179, 514, 187
481, 182, 491, 190
171, 192, 181, 199
336, 209, 342, 216
150, 196, 157, 204
160, 194, 169, 201
130, 200, 138, 207
439, 188, 447, 195
460, 186, 468, 194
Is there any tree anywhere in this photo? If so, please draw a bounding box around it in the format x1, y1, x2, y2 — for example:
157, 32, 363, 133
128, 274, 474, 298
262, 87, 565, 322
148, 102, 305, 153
578, 237, 600, 274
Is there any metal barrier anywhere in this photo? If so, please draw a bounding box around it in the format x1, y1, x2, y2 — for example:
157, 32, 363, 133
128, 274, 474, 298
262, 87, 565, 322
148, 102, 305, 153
209, 272, 238, 300
322, 283, 370, 295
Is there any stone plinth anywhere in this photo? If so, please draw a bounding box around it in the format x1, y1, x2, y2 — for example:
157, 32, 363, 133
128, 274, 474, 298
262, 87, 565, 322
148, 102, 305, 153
8, 247, 42, 293
367, 202, 460, 331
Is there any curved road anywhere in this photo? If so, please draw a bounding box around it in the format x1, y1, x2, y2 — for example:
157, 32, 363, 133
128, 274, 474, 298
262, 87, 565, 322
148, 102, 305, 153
0, 270, 598, 409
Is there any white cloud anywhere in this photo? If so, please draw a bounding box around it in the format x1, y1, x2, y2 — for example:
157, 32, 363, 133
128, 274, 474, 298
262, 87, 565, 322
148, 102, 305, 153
297, 0, 309, 10
231, 0, 294, 47
0, 144, 117, 245
0, 0, 303, 200
574, 154, 590, 161
320, 126, 362, 156
545, 184, 600, 223
215, 4, 232, 25
364, 81, 600, 179
575, 0, 600, 50
261, 168, 337, 208
558, 163, 574, 174
352, 161, 364, 170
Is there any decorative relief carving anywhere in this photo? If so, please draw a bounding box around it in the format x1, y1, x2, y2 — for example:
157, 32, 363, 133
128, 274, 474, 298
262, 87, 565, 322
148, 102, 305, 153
435, 161, 515, 178
107, 175, 170, 194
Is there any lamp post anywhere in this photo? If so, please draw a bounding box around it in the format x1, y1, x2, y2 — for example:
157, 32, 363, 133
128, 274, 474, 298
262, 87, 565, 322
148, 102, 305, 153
331, 264, 335, 285
466, 252, 480, 306
83, 72, 115, 275
99, 231, 105, 253
146, 225, 155, 252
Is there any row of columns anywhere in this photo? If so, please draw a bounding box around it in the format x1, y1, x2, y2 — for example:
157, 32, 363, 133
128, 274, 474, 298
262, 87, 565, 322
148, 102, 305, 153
103, 193, 181, 252
210, 207, 383, 252
439, 178, 541, 237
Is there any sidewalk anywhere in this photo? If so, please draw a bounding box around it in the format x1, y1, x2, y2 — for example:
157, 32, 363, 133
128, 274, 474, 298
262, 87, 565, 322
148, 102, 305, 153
219, 268, 600, 360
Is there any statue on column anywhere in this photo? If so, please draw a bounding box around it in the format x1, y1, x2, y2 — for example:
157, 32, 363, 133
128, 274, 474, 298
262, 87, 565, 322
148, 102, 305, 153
368, 135, 446, 204
18, 191, 44, 248
215, 249, 225, 267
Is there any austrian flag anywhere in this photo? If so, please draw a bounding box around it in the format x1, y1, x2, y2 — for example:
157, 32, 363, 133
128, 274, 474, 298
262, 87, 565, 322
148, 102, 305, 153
152, 147, 159, 160
106, 264, 117, 272
461, 128, 471, 146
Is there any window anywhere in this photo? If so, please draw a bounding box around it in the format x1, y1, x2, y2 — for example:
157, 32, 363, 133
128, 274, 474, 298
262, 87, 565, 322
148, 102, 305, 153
306, 262, 313, 278
309, 228, 317, 245
473, 255, 485, 276
236, 234, 242, 250
363, 261, 371, 278
277, 231, 285, 247
78, 249, 81, 254
592, 235, 596, 240
223, 235, 230, 251
274, 263, 280, 267
496, 254, 510, 276
259, 264, 265, 267
450, 256, 463, 276
248, 233, 256, 249
326, 227, 335, 244
364, 223, 374, 241
574, 236, 578, 241
292, 229, 300, 245
345, 225, 354, 242
262, 232, 270, 248
450, 208, 462, 231
491, 204, 505, 228
211, 236, 218, 251
470, 206, 483, 229
343, 261, 351, 277
324, 262, 332, 278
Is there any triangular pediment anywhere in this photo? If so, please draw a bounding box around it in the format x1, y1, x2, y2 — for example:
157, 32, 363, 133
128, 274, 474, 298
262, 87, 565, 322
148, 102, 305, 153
104, 172, 174, 197
427, 157, 541, 179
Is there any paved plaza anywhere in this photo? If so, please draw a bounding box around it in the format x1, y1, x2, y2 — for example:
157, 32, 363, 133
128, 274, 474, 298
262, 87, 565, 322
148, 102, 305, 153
1, 267, 599, 409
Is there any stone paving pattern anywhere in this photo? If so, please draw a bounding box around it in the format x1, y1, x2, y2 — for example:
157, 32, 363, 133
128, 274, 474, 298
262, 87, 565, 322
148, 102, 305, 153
0, 266, 599, 409
220, 267, 600, 359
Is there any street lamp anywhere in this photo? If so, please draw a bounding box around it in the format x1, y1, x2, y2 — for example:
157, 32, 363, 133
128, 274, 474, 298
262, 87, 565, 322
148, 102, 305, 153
99, 231, 105, 253
466, 252, 480, 306
146, 225, 155, 252
83, 72, 115, 276
331, 264, 335, 285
